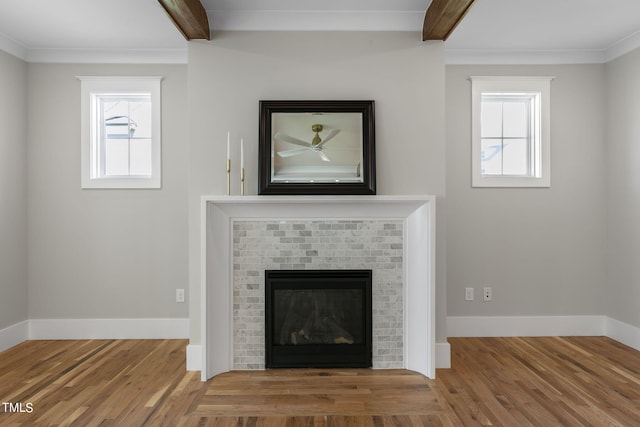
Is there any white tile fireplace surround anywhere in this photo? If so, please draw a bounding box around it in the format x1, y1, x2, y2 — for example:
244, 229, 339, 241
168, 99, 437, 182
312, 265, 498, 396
200, 195, 435, 381
234, 219, 403, 370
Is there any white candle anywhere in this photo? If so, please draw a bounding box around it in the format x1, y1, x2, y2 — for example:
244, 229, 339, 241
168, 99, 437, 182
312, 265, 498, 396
240, 138, 244, 169
226, 131, 230, 161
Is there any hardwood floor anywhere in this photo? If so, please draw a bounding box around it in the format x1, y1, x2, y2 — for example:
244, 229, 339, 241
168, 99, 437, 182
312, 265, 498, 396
1, 337, 640, 426
441, 337, 640, 426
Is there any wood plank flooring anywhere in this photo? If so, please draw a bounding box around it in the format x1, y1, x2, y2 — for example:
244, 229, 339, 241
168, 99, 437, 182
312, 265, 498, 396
440, 337, 640, 426
1, 337, 640, 426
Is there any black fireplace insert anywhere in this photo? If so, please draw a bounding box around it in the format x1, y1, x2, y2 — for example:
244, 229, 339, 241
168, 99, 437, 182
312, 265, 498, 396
265, 270, 372, 368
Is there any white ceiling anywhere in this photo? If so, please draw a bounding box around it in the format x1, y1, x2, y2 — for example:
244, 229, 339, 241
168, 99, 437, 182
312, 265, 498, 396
0, 0, 639, 64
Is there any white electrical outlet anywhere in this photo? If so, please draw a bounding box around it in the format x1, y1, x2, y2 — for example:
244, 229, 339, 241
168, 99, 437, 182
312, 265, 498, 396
483, 287, 492, 302
465, 287, 474, 301
176, 288, 185, 303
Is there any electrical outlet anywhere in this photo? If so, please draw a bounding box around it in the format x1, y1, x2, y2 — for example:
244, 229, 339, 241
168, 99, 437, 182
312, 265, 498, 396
465, 287, 474, 301
483, 287, 492, 302
176, 288, 185, 303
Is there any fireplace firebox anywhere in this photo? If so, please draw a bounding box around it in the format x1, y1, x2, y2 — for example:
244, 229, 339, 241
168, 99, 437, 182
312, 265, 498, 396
265, 270, 372, 368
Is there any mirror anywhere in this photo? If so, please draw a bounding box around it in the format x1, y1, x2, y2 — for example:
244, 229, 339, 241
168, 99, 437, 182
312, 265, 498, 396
258, 100, 376, 195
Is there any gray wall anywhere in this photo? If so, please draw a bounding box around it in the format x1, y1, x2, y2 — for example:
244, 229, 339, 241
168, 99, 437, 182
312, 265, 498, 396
0, 51, 28, 329
187, 32, 447, 344
27, 63, 189, 319
446, 64, 607, 318
8, 35, 636, 353
605, 48, 640, 328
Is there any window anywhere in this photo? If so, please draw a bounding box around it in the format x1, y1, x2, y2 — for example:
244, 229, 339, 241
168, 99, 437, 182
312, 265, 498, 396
471, 76, 552, 187
79, 76, 162, 188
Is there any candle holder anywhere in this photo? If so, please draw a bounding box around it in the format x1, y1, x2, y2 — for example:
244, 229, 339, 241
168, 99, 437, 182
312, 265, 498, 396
226, 159, 231, 196
240, 167, 245, 196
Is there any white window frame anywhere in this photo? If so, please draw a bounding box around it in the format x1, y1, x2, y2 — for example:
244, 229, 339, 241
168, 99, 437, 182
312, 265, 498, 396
471, 76, 553, 188
78, 76, 162, 189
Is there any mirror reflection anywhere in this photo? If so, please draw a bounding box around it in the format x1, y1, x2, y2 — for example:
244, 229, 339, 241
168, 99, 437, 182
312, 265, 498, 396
271, 112, 364, 183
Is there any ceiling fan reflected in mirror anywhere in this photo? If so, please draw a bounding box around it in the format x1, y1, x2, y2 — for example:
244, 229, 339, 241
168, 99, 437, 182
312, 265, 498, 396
274, 124, 340, 162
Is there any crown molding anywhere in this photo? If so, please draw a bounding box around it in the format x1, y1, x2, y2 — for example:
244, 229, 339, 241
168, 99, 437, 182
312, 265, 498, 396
604, 30, 640, 63
3, 23, 638, 65
0, 31, 187, 64
445, 32, 640, 65
0, 45, 187, 64
444, 48, 607, 65
25, 48, 187, 64
0, 32, 27, 61
208, 10, 424, 32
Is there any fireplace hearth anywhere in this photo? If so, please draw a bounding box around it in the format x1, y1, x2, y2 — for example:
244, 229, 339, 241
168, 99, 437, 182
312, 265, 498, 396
265, 270, 372, 368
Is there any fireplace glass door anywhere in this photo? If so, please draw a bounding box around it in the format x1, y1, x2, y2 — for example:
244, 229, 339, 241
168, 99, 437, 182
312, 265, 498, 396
265, 270, 372, 368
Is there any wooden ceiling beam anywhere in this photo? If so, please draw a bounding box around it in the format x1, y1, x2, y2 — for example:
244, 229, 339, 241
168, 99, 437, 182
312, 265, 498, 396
423, 0, 475, 41
157, 0, 210, 40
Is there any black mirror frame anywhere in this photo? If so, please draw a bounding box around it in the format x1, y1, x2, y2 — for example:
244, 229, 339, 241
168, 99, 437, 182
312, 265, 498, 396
258, 100, 376, 195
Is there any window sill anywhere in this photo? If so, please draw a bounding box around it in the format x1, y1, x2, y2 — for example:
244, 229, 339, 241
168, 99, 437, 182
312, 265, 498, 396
472, 175, 550, 188
81, 176, 161, 189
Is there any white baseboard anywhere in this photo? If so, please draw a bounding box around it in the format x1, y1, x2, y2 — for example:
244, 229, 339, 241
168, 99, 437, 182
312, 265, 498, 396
186, 344, 201, 371
5, 316, 639, 375
435, 342, 451, 369
606, 317, 640, 352
28, 318, 189, 340
447, 315, 607, 338
444, 315, 640, 369
0, 320, 29, 353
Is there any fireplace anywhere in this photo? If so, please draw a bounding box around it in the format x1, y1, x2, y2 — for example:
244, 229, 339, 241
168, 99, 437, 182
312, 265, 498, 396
265, 270, 372, 368
200, 196, 435, 381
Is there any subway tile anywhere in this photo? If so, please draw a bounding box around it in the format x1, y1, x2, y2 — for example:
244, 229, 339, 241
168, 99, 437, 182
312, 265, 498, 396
232, 219, 404, 369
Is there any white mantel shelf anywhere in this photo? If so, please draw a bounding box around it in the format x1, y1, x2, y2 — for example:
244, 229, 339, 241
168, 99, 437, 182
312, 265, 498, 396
200, 195, 436, 380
